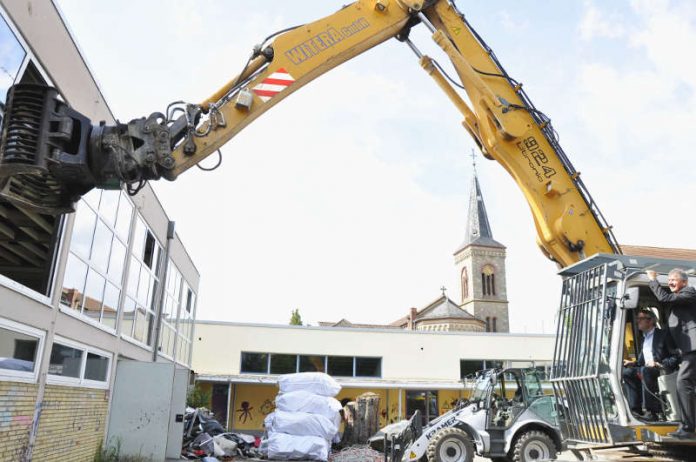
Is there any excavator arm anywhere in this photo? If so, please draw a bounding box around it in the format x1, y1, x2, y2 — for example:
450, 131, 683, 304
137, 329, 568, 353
0, 0, 619, 267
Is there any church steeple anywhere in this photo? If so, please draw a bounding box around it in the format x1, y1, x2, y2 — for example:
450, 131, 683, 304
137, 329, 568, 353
453, 155, 510, 332
457, 173, 504, 253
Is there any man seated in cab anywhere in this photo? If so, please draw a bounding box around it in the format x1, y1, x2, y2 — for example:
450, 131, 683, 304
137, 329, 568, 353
623, 309, 680, 422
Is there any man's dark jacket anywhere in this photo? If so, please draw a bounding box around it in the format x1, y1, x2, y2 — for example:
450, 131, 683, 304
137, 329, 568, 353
648, 280, 696, 354
637, 327, 679, 373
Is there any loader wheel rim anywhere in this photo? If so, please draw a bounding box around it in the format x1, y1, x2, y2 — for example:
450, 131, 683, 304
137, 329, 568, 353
439, 438, 467, 461
523, 440, 551, 460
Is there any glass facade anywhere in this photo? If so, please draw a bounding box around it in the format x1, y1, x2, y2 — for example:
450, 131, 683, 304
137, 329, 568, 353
159, 261, 180, 358
59, 189, 197, 357
0, 13, 25, 109
61, 190, 133, 329
122, 216, 161, 345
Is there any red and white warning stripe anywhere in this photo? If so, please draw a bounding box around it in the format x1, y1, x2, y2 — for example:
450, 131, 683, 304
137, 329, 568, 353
252, 68, 296, 102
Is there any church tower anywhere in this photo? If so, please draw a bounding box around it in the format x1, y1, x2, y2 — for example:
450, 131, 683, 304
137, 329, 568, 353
454, 171, 510, 332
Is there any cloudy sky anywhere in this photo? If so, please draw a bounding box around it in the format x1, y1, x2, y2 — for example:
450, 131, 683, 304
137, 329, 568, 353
55, 0, 696, 332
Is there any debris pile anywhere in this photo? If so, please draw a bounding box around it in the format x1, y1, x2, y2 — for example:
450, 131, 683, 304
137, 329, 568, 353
328, 445, 384, 462
261, 372, 343, 461
182, 407, 260, 460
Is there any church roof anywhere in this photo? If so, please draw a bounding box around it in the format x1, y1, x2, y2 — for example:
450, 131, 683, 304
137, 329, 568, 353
317, 319, 402, 329
417, 295, 478, 321
455, 174, 504, 253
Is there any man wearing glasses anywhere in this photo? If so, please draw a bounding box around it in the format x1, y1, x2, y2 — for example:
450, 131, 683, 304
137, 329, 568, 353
623, 309, 679, 422
648, 269, 696, 439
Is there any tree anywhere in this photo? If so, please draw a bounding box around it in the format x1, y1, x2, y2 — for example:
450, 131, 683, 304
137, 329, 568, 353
187, 383, 211, 409
290, 308, 303, 326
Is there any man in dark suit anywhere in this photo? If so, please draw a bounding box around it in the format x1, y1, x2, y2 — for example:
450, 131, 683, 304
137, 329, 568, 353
623, 309, 679, 421
648, 268, 696, 439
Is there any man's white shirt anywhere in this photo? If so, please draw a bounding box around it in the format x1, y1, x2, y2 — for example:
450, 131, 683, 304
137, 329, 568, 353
643, 327, 655, 365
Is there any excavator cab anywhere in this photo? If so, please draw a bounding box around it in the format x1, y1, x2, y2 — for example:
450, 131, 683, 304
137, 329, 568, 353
551, 253, 696, 457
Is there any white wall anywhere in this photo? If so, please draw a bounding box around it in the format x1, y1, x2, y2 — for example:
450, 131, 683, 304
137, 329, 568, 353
192, 321, 554, 381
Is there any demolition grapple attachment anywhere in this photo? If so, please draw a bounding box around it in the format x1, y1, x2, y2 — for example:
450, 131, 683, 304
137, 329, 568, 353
0, 84, 95, 215
0, 84, 186, 215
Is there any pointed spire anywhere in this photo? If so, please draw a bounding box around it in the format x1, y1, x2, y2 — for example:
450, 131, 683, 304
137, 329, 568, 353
456, 161, 504, 252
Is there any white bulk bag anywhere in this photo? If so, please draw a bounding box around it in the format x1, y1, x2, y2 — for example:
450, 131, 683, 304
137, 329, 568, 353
267, 432, 329, 461
278, 372, 341, 397
275, 390, 342, 422
269, 410, 338, 440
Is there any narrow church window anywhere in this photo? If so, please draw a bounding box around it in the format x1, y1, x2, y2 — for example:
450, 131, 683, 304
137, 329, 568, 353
485, 317, 491, 332
481, 265, 496, 296
461, 268, 469, 301
492, 317, 497, 332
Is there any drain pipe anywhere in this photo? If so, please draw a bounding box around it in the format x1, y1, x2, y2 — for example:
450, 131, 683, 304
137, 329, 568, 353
152, 221, 175, 362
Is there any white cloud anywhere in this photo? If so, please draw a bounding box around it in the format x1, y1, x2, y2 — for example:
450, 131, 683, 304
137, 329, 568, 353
578, 1, 626, 41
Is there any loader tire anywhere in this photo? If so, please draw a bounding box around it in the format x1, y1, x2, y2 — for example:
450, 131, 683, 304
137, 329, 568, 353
512, 430, 556, 462
426, 427, 474, 462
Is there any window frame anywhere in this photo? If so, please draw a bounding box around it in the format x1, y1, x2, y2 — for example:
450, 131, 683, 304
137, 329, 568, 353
0, 317, 45, 383
121, 213, 161, 347
60, 191, 135, 333
174, 281, 196, 367
46, 335, 112, 389
240, 351, 382, 378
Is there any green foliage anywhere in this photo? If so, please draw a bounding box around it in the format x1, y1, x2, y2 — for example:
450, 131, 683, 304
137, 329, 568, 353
290, 308, 303, 326
94, 439, 152, 462
187, 383, 211, 408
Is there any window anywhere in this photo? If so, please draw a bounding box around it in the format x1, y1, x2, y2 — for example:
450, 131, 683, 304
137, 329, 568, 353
0, 319, 44, 381
271, 354, 297, 374
481, 265, 496, 296
0, 15, 26, 100
122, 215, 160, 346
159, 261, 182, 359
61, 191, 133, 330
299, 355, 325, 372
241, 352, 268, 373
460, 359, 505, 379
355, 357, 381, 377
460, 360, 484, 379
240, 351, 382, 377
327, 356, 353, 376
406, 390, 438, 426
461, 267, 469, 302
49, 344, 83, 378
47, 337, 111, 388
492, 317, 497, 332
176, 282, 195, 366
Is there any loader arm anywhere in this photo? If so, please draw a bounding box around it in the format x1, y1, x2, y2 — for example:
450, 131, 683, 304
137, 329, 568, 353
0, 0, 619, 267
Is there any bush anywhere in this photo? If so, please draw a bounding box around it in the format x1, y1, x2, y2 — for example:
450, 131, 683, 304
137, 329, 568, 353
187, 383, 211, 408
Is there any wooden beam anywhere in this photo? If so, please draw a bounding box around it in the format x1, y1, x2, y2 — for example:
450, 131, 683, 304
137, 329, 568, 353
0, 221, 15, 240
19, 226, 46, 242
17, 241, 47, 260
16, 207, 53, 234
0, 247, 21, 265
0, 265, 43, 274
0, 242, 41, 266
